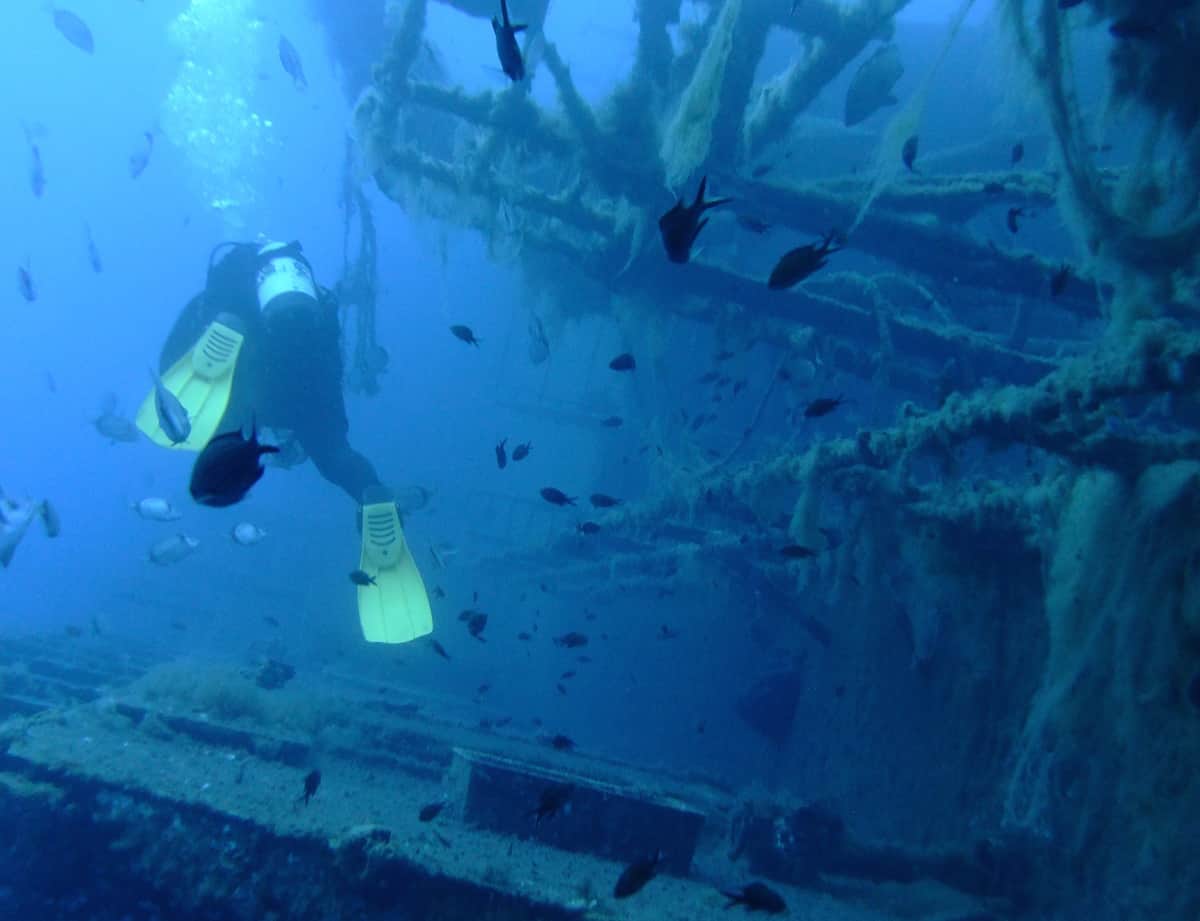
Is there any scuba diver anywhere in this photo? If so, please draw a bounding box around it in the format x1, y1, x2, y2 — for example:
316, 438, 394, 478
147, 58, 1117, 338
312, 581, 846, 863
135, 240, 432, 645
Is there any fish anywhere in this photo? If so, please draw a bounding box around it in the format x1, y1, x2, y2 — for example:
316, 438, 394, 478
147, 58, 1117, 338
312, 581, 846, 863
554, 631, 588, 648
714, 350, 736, 361
496, 438, 508, 469
722, 882, 787, 914
17, 260, 35, 302
278, 35, 308, 90
450, 324, 480, 346
0, 490, 58, 568
430, 638, 451, 660
844, 43, 902, 126
1050, 263, 1071, 298
517, 631, 533, 641
492, 0, 527, 82
418, 801, 446, 823
1058, 0, 1085, 7
350, 569, 377, 586
614, 852, 663, 898
609, 353, 636, 371
780, 544, 817, 559
148, 533, 200, 565
51, 8, 94, 54
658, 624, 680, 640
736, 215, 772, 234
800, 614, 832, 648
548, 733, 575, 751
432, 586, 446, 599
560, 670, 576, 680
750, 163, 772, 178
128, 132, 154, 179
767, 231, 843, 290
577, 521, 600, 535
231, 522, 267, 545
803, 395, 845, 418
467, 611, 488, 640
1011, 141, 1025, 165
28, 141, 45, 198
540, 487, 576, 506
600, 416, 624, 428
590, 493, 621, 508
512, 442, 531, 461
1006, 207, 1024, 234
84, 223, 102, 272
530, 784, 572, 823
93, 396, 140, 444
263, 616, 281, 628
528, 314, 550, 364
300, 769, 321, 805
149, 368, 190, 445
1109, 17, 1161, 40
983, 181, 1006, 195
188, 423, 279, 507
131, 498, 182, 521
901, 135, 919, 172
658, 176, 732, 264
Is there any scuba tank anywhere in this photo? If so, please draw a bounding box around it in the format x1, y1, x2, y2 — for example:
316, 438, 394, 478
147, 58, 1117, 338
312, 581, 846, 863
255, 240, 319, 322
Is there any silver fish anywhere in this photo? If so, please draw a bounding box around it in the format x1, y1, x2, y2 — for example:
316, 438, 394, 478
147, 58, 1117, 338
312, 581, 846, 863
528, 314, 550, 365
52, 8, 94, 54
131, 498, 182, 521
278, 36, 307, 90
148, 533, 199, 565
0, 489, 58, 568
231, 522, 267, 545
94, 395, 140, 443
149, 368, 190, 444
844, 43, 903, 126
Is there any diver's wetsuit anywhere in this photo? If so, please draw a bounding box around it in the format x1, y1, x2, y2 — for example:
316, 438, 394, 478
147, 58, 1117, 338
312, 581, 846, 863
159, 242, 382, 504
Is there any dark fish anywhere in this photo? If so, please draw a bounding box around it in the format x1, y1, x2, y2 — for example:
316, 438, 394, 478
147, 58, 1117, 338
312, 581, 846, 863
530, 784, 572, 823
495, 438, 508, 469
540, 487, 576, 506
52, 8, 94, 54
750, 163, 772, 178
577, 521, 600, 535
29, 143, 45, 198
263, 616, 281, 628
517, 631, 532, 640
1050, 263, 1071, 298
1006, 207, 1023, 234
803, 394, 844, 418
800, 614, 832, 647
556, 682, 568, 695
84, 222, 102, 272
780, 544, 817, 559
430, 638, 451, 660
983, 181, 1005, 195
129, 132, 154, 179
609, 353, 636, 371
1011, 141, 1025, 165
560, 670, 576, 680
432, 585, 446, 599
450, 324, 480, 346
698, 370, 720, 384
189, 423, 279, 507
278, 35, 308, 90
300, 769, 321, 805
589, 493, 621, 508
458, 607, 485, 622
614, 852, 663, 898
512, 441, 531, 461
722, 882, 787, 914
419, 801, 446, 823
467, 611, 488, 640
844, 43, 902, 126
601, 416, 624, 428
767, 230, 843, 290
901, 135, 918, 172
658, 624, 680, 639
40, 500, 61, 538
658, 175, 732, 263
714, 350, 736, 361
1058, 0, 1085, 7
554, 631, 588, 648
350, 569, 377, 586
737, 214, 772, 234
1109, 17, 1160, 40
548, 734, 575, 751
17, 261, 35, 302
492, 0, 527, 82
